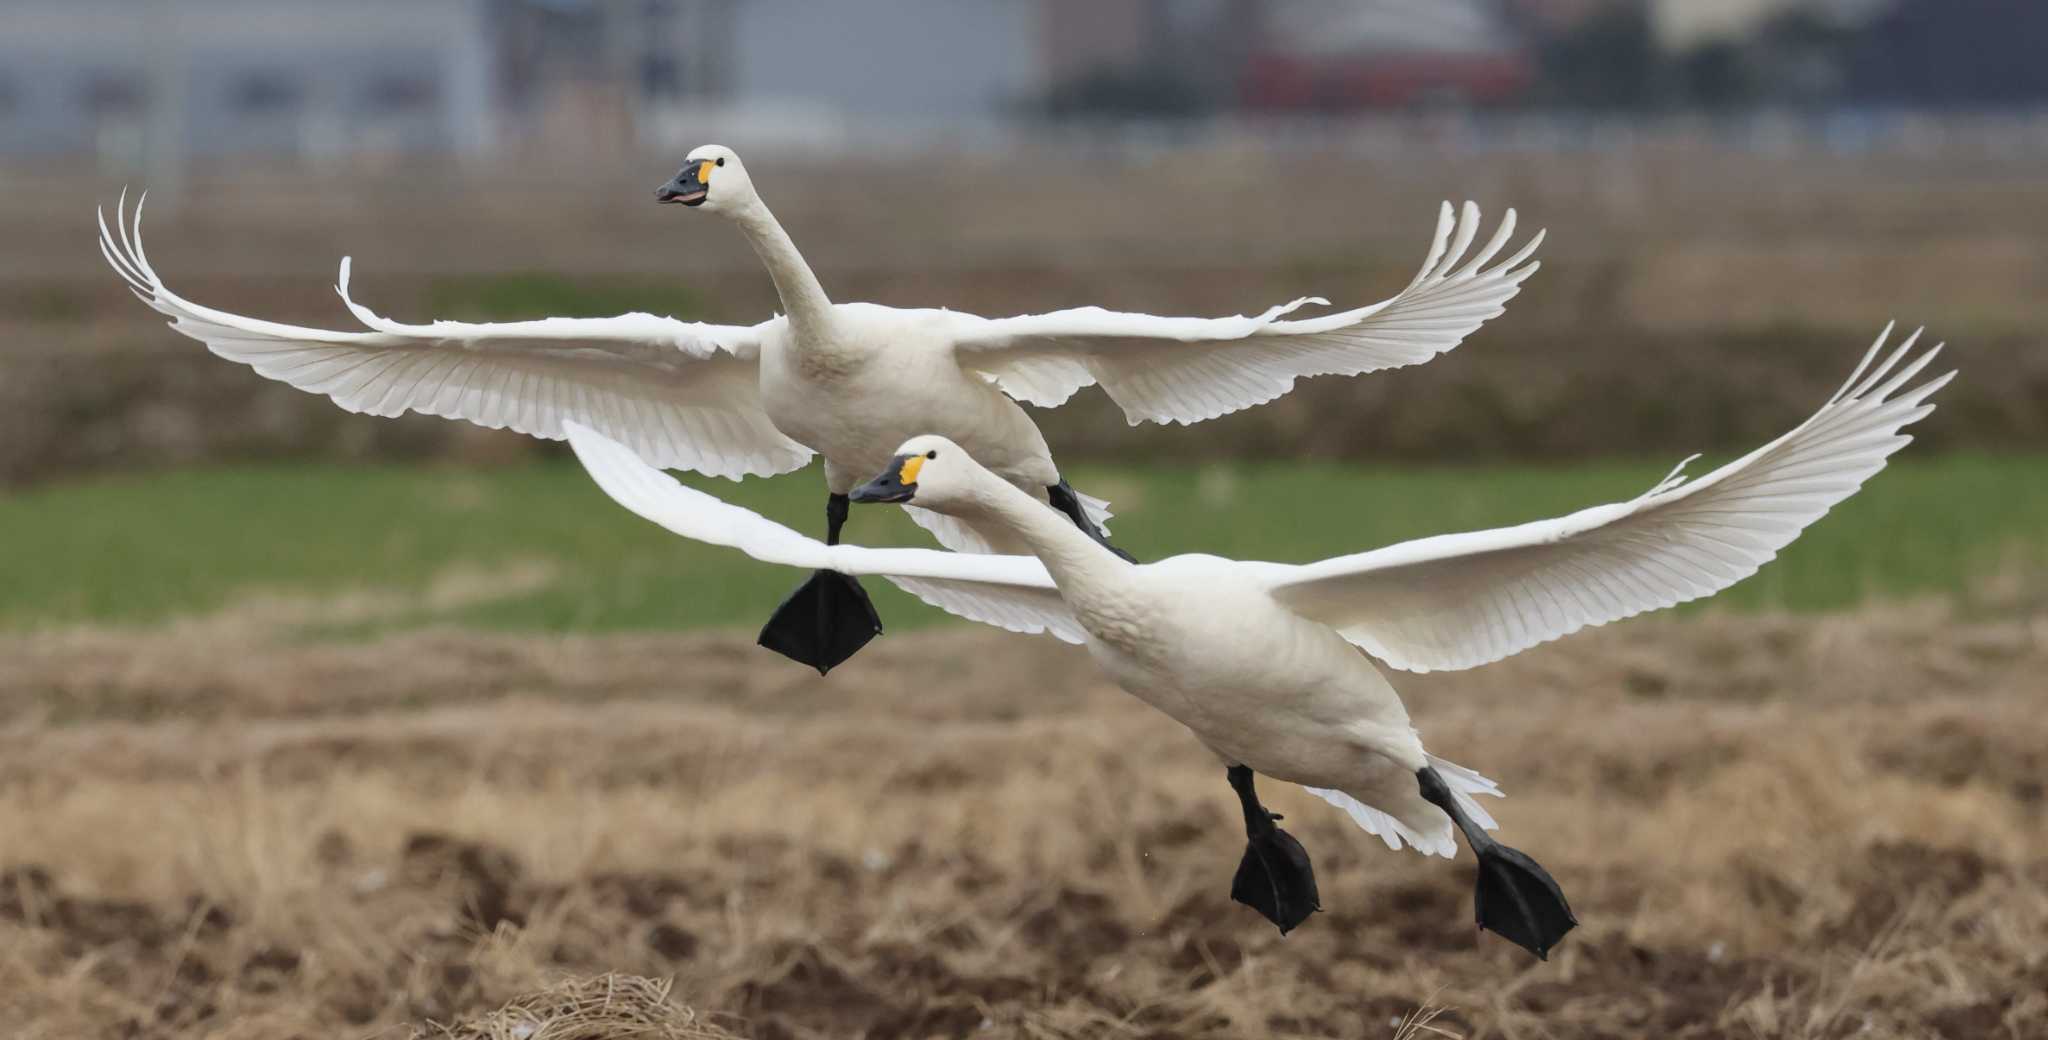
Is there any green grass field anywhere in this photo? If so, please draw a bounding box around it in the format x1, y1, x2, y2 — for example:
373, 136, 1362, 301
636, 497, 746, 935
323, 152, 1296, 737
4, 453, 2043, 635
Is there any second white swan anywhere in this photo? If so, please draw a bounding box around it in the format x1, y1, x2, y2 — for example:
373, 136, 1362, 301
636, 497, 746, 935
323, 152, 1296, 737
558, 325, 1950, 956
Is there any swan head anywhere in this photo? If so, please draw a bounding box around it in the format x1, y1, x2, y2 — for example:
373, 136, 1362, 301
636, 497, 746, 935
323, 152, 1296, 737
655, 145, 755, 214
848, 435, 986, 512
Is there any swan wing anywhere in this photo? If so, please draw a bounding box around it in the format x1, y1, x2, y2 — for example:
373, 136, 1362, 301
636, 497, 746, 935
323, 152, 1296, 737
561, 422, 1086, 643
1261, 326, 1953, 673
950, 202, 1540, 423
101, 197, 812, 480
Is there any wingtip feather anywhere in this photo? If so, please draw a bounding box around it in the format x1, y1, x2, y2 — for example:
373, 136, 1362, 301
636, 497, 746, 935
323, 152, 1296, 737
1453, 206, 1518, 278
1845, 325, 1926, 403
1831, 321, 1899, 405
1408, 202, 1458, 291
1499, 227, 1546, 273
98, 194, 156, 295
1434, 201, 1483, 279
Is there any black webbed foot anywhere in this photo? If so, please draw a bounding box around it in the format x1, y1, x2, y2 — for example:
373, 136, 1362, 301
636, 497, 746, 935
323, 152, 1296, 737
757, 569, 881, 675
1226, 765, 1320, 934
1473, 842, 1577, 961
1416, 764, 1576, 960
1232, 819, 1321, 934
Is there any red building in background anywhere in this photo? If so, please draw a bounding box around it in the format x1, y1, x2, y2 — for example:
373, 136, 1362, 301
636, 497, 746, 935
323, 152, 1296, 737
1239, 0, 1536, 110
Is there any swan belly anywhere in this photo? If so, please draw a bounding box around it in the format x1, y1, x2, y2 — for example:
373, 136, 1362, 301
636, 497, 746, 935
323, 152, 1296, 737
1082, 561, 1427, 790
760, 335, 1058, 495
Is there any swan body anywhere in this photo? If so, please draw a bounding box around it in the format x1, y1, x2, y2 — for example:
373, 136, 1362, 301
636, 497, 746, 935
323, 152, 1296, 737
558, 324, 1951, 951
1063, 550, 1450, 830
749, 300, 1060, 552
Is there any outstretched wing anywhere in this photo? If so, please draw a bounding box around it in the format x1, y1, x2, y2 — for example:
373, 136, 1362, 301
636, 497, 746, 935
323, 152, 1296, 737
950, 201, 1541, 424
101, 195, 812, 480
1262, 325, 1953, 673
562, 421, 1085, 643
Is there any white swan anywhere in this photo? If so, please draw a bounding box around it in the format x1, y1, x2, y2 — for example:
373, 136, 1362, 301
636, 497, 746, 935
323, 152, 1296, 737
98, 147, 1541, 672
557, 325, 1951, 957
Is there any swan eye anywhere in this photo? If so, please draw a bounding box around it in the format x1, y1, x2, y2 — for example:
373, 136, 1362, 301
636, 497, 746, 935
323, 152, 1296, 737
925, 450, 938, 460
715, 157, 726, 167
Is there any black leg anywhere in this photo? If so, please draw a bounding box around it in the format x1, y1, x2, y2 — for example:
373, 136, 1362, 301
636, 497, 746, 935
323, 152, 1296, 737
1417, 765, 1576, 960
757, 494, 882, 675
824, 492, 850, 545
1226, 765, 1320, 934
1046, 479, 1137, 563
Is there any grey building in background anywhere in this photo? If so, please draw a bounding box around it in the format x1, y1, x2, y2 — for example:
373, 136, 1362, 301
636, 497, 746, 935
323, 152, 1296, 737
494, 0, 1039, 154
728, 0, 1036, 117
0, 0, 1537, 162
0, 0, 1039, 161
0, 0, 496, 160
5, 0, 2023, 166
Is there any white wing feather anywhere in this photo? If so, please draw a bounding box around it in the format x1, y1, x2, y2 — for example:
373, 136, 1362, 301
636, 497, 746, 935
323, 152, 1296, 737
1263, 325, 1954, 673
561, 422, 1085, 643
100, 195, 812, 480
952, 201, 1541, 425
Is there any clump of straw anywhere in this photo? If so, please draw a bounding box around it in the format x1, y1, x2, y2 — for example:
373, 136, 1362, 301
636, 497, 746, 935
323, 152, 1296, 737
416, 973, 736, 1040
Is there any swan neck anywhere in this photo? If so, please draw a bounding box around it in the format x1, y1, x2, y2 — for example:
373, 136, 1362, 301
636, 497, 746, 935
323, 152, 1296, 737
972, 476, 1127, 591
733, 199, 832, 335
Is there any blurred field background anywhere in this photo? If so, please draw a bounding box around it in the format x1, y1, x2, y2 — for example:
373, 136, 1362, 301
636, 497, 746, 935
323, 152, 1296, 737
3, 2, 2047, 1038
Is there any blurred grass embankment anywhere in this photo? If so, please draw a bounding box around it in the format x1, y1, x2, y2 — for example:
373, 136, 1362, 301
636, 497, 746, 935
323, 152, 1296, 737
1, 147, 2045, 486
3, 147, 2043, 632
3, 453, 2042, 634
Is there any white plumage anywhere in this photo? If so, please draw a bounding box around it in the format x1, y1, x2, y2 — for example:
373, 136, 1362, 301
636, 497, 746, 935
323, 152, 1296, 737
100, 198, 807, 481
951, 200, 1543, 425
100, 146, 1537, 554
559, 324, 1950, 856
1261, 323, 1953, 673
1306, 759, 1499, 858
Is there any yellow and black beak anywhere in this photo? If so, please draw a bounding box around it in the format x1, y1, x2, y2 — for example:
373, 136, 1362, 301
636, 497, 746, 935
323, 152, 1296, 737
654, 159, 714, 206
850, 454, 923, 504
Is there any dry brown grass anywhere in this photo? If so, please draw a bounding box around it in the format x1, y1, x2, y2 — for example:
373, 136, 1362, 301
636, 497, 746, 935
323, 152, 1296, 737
2, 595, 2044, 1039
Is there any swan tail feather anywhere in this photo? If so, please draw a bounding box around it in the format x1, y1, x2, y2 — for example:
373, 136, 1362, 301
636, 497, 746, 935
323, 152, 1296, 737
1074, 489, 1114, 536
1306, 754, 1501, 859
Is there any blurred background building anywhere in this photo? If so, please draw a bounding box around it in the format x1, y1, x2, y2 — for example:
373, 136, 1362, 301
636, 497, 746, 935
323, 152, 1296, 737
1, 0, 498, 161
7, 0, 2047, 170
